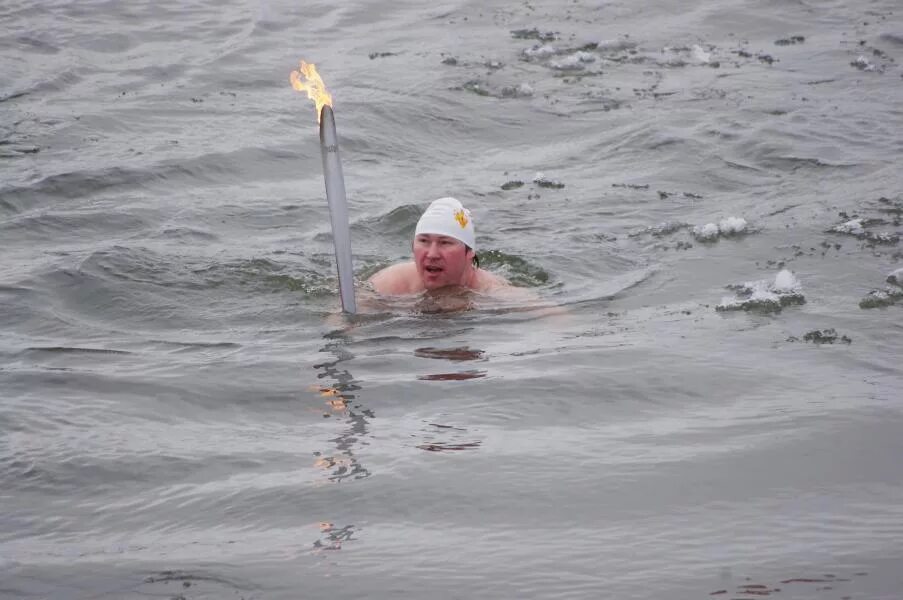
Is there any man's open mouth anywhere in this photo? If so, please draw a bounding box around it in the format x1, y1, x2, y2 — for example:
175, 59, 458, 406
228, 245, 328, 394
425, 265, 443, 273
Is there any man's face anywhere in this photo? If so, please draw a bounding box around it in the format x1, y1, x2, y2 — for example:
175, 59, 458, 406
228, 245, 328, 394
413, 234, 473, 290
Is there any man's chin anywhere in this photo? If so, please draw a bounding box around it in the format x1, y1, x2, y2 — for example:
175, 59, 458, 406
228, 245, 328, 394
423, 283, 471, 296
420, 272, 447, 289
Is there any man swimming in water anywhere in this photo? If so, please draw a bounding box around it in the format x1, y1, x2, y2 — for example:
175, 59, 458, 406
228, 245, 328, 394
368, 197, 511, 295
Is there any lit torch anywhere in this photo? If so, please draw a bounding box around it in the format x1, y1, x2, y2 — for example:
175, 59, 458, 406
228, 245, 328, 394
290, 61, 356, 314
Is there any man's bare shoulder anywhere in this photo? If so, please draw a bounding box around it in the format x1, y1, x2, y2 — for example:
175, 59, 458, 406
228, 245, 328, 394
473, 268, 512, 292
368, 262, 424, 295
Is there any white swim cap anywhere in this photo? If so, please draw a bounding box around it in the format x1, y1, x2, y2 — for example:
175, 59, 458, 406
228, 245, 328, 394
414, 197, 476, 250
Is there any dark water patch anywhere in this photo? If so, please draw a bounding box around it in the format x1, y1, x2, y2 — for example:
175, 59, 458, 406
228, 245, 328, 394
141, 569, 254, 597
9, 35, 61, 55
775, 36, 806, 46
0, 167, 151, 211
0, 284, 33, 297
721, 159, 768, 174
417, 420, 481, 450
879, 33, 903, 46
427, 423, 467, 431
657, 190, 703, 200
312, 523, 357, 551
418, 370, 486, 381
786, 329, 852, 344
77, 246, 338, 298
75, 32, 136, 53
21, 346, 133, 356
0, 147, 299, 212
0, 144, 40, 157
0, 209, 150, 242
711, 571, 868, 599
368, 51, 398, 60
189, 257, 337, 296
351, 203, 422, 240
478, 250, 549, 287
414, 347, 484, 361
764, 203, 801, 217
0, 91, 29, 103
148, 226, 219, 243
11, 70, 83, 100
511, 28, 558, 42
759, 155, 857, 173
418, 440, 482, 451
80, 246, 215, 291
501, 180, 524, 190
876, 195, 903, 218
3, 448, 199, 495
145, 339, 242, 352
118, 62, 190, 85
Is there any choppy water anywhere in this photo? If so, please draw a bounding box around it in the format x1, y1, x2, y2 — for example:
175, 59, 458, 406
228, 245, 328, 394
2, 0, 903, 598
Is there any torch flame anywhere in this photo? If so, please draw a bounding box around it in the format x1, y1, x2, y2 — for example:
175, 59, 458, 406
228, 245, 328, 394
290, 60, 333, 123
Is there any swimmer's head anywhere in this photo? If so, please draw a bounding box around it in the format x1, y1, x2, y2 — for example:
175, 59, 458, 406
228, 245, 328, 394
414, 197, 475, 251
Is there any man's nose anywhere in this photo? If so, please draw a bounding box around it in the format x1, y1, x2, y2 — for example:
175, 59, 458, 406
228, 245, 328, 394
426, 241, 441, 256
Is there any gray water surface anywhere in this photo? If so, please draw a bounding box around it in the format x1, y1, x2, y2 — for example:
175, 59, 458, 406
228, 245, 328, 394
2, 0, 902, 598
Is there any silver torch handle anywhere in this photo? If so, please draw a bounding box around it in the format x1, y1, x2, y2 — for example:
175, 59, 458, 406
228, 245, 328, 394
319, 105, 357, 314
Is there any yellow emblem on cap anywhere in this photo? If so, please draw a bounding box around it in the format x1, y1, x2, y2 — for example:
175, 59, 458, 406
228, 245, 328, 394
454, 209, 468, 228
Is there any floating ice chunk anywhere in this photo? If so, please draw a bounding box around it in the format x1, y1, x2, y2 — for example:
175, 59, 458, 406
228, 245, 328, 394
501, 83, 534, 98
888, 268, 903, 287
693, 223, 720, 241
550, 51, 596, 70
596, 38, 637, 52
832, 218, 865, 236
692, 44, 711, 64
773, 269, 800, 292
851, 56, 879, 72
716, 270, 805, 313
532, 171, 565, 189
633, 221, 689, 237
829, 218, 899, 244
718, 216, 748, 235
871, 231, 900, 244
717, 285, 782, 313
693, 216, 750, 241
523, 44, 558, 59
860, 287, 903, 309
